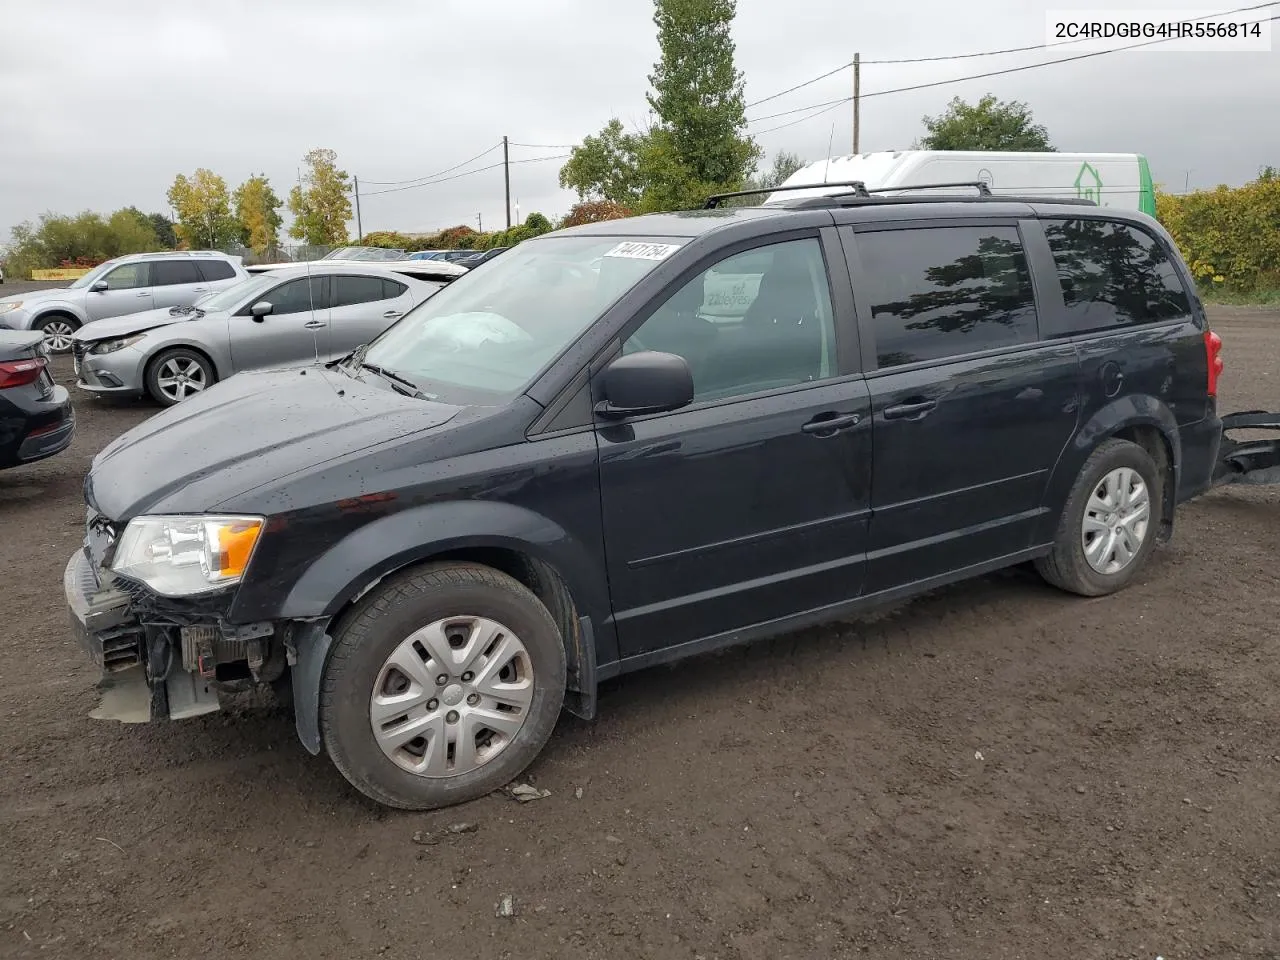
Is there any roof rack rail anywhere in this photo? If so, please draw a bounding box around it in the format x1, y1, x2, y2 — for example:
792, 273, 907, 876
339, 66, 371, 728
865, 180, 993, 197
703, 180, 871, 208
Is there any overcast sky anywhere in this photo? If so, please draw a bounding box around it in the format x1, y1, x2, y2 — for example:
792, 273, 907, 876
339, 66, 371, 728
1, 0, 1276, 242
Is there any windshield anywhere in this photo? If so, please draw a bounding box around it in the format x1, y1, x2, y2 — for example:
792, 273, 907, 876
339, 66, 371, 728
361, 235, 684, 402
68, 261, 118, 289
198, 273, 280, 313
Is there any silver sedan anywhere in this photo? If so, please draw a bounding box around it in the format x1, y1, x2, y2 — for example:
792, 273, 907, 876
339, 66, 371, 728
69, 263, 446, 406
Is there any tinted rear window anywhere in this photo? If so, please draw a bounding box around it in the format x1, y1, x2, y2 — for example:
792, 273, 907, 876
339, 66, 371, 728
197, 260, 237, 282
1042, 219, 1191, 335
332, 275, 391, 308
152, 260, 202, 286
858, 226, 1038, 369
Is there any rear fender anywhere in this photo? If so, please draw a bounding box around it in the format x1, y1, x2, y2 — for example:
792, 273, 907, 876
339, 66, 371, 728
1035, 395, 1181, 544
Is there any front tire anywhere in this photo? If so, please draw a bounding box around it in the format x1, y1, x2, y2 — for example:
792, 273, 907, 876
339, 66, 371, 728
320, 562, 567, 810
146, 348, 215, 406
1036, 438, 1162, 597
36, 315, 79, 354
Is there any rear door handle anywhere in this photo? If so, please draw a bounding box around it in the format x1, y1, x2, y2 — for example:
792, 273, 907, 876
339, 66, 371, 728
382, 310, 403, 319
883, 399, 937, 420
801, 412, 861, 436
192, 287, 209, 293
136, 291, 151, 298
304, 320, 327, 329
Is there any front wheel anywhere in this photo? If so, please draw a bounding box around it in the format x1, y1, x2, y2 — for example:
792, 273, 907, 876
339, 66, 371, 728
36, 315, 79, 354
1036, 438, 1162, 597
146, 348, 215, 406
320, 562, 567, 810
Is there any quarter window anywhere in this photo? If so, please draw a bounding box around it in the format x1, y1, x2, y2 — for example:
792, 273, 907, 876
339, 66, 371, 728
152, 260, 202, 287
1043, 219, 1191, 334
103, 263, 150, 290
623, 238, 836, 402
858, 226, 1038, 369
197, 260, 237, 282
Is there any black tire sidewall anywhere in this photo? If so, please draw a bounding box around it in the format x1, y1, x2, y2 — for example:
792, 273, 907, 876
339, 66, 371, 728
321, 566, 566, 810
1059, 441, 1162, 595
146, 348, 214, 406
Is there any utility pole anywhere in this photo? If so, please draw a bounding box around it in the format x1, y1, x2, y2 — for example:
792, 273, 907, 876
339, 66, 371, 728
503, 135, 512, 230
353, 175, 363, 242
477, 212, 483, 231
852, 52, 861, 155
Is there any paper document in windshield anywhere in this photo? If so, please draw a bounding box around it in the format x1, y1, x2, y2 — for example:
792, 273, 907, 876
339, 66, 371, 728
604, 241, 681, 261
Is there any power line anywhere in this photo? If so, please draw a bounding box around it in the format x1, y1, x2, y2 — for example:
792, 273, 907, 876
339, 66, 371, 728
751, 100, 849, 137
358, 141, 504, 186
508, 142, 578, 149
359, 154, 570, 198
745, 1, 1275, 109
748, 9, 1279, 131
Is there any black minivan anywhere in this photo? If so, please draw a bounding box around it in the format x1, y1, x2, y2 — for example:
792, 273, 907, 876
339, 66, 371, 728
65, 186, 1224, 809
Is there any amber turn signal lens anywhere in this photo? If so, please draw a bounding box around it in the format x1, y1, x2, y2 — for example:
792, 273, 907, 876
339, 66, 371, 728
216, 520, 263, 578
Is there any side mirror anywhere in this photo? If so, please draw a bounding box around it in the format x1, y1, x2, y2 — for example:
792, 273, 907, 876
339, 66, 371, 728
597, 350, 693, 418
250, 301, 273, 319
89, 280, 108, 293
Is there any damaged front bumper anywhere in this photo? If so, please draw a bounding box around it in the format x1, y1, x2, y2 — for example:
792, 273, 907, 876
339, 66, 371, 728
63, 547, 282, 723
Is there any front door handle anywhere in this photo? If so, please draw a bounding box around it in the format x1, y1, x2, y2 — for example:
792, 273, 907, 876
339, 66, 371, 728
136, 291, 151, 298
801, 412, 861, 436
192, 287, 209, 293
883, 399, 937, 420
382, 310, 403, 319
303, 320, 327, 329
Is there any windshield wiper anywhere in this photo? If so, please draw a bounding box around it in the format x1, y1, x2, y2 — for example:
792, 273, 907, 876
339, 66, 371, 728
361, 363, 433, 400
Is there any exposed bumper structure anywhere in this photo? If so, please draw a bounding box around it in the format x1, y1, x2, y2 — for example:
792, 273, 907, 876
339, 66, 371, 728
1211, 411, 1280, 488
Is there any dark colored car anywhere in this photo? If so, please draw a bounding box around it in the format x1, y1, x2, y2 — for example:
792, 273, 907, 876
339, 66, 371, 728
1, 330, 74, 469
65, 188, 1223, 810
453, 247, 509, 270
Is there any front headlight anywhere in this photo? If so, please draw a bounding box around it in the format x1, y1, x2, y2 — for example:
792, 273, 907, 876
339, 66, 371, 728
0, 302, 23, 315
112, 515, 264, 596
90, 333, 147, 355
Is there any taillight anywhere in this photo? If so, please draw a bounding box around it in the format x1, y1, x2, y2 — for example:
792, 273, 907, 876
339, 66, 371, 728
1204, 329, 1224, 398
0, 357, 46, 389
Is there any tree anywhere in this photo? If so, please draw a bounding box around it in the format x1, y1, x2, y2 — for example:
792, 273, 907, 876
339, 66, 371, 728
756, 151, 806, 189
146, 212, 177, 249
560, 200, 632, 228
645, 0, 759, 201
233, 174, 283, 253
5, 208, 162, 278
560, 0, 758, 211
919, 94, 1055, 152
559, 119, 646, 205
288, 148, 352, 245
166, 169, 239, 248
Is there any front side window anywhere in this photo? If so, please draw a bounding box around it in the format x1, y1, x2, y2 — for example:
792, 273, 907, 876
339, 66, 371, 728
1043, 219, 1191, 334
103, 262, 151, 290
362, 235, 684, 401
858, 226, 1038, 369
152, 260, 202, 287
257, 277, 327, 314
623, 238, 836, 402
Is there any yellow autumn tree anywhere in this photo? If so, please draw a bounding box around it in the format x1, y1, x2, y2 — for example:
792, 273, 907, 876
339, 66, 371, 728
233, 174, 283, 254
166, 168, 238, 249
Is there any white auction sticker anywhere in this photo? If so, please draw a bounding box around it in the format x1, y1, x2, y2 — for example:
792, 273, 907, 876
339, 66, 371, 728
604, 241, 682, 261
1046, 9, 1272, 51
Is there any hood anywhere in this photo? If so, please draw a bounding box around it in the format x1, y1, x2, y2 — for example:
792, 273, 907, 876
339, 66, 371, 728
86, 365, 462, 520
0, 286, 79, 307
73, 306, 217, 341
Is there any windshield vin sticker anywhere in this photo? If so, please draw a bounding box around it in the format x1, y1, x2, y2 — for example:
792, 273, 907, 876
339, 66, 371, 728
603, 241, 681, 261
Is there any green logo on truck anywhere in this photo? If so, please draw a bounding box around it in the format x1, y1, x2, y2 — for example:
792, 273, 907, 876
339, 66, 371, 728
1075, 162, 1103, 203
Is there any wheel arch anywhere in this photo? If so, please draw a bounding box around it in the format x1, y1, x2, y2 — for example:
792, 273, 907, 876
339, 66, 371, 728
1037, 395, 1181, 544
31, 304, 87, 326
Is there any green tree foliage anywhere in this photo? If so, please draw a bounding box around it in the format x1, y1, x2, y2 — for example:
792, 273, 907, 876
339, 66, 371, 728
146, 212, 177, 249
1157, 172, 1280, 292
756, 151, 806, 189
5, 209, 162, 278
288, 148, 353, 245
166, 168, 239, 248
233, 174, 283, 253
919, 94, 1055, 152
560, 0, 758, 211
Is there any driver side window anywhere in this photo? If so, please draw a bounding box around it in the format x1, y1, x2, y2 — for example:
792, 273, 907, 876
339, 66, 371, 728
104, 263, 150, 290
623, 238, 836, 402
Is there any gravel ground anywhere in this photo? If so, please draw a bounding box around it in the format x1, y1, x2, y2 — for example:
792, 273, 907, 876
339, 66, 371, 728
2, 307, 1278, 960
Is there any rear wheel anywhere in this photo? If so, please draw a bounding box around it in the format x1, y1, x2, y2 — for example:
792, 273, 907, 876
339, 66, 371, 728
1036, 438, 1162, 597
36, 315, 79, 354
146, 348, 215, 406
320, 562, 567, 810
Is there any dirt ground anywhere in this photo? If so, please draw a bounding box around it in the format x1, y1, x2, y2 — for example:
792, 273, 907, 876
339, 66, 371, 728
2, 307, 1279, 960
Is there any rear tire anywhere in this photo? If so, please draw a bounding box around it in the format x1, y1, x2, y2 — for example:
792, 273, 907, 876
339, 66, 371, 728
320, 562, 567, 811
36, 315, 79, 354
1036, 438, 1162, 597
146, 348, 216, 406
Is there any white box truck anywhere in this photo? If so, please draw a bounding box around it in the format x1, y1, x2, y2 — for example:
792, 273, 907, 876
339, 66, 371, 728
766, 150, 1156, 216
